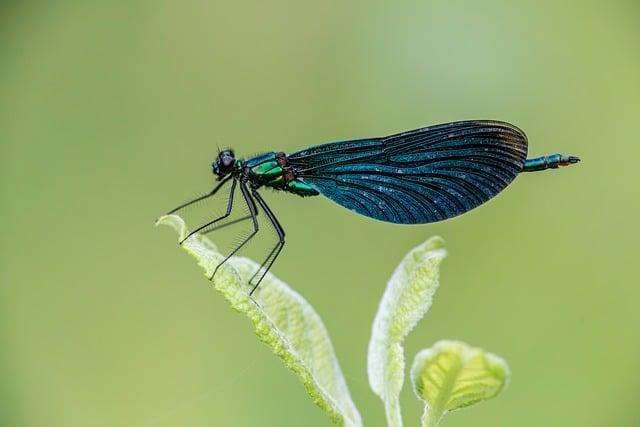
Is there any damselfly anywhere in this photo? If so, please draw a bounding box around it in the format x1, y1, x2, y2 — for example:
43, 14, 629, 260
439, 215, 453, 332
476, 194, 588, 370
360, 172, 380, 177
167, 120, 579, 294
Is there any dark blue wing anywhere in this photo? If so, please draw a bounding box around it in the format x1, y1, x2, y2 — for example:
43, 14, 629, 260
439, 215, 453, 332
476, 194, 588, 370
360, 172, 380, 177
287, 120, 528, 224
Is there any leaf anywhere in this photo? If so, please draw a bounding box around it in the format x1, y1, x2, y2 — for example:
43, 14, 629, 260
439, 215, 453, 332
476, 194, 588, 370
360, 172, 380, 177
367, 237, 447, 427
410, 340, 510, 427
156, 215, 362, 427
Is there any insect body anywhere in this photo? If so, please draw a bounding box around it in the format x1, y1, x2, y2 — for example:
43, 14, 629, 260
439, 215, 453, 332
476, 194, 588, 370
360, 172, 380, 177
241, 152, 319, 196
168, 120, 579, 294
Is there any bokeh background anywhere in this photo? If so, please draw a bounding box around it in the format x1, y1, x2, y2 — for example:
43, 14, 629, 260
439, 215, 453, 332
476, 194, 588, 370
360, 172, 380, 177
1, 1, 638, 426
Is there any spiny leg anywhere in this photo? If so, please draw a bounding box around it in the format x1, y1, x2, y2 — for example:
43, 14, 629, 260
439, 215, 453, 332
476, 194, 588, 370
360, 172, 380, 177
202, 187, 259, 236
249, 241, 280, 289
247, 192, 280, 283
167, 174, 233, 215
210, 182, 260, 281
179, 178, 237, 244
247, 191, 284, 292
202, 214, 253, 236
248, 189, 285, 296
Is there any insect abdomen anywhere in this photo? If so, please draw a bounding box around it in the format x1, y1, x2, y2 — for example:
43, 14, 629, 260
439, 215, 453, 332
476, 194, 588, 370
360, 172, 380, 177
523, 154, 580, 172
286, 180, 319, 197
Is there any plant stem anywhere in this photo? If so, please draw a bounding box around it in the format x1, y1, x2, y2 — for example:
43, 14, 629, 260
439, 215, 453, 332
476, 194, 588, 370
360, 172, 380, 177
384, 399, 403, 427
422, 408, 443, 427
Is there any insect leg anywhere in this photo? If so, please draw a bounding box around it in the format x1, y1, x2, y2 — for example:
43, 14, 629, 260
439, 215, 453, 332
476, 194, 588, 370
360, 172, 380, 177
210, 182, 259, 281
167, 174, 233, 215
248, 189, 285, 296
179, 178, 237, 244
202, 214, 253, 236
248, 241, 279, 290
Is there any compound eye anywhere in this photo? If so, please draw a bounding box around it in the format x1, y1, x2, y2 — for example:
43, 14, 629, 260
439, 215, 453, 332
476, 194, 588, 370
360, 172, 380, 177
221, 154, 234, 168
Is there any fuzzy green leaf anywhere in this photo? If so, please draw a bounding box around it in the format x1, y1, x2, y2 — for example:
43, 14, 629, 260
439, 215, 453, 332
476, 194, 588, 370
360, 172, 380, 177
367, 237, 447, 427
156, 215, 361, 427
410, 340, 510, 427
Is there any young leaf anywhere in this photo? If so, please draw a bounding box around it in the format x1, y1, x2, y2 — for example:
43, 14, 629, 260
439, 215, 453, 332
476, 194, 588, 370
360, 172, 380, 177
367, 237, 447, 427
156, 215, 362, 427
410, 340, 510, 427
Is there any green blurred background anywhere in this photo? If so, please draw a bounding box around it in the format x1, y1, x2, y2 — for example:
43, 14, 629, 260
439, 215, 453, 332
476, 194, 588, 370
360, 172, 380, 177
1, 1, 638, 426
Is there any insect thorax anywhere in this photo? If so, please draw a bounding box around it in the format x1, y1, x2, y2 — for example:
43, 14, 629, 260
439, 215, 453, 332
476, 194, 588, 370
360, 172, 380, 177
245, 152, 318, 197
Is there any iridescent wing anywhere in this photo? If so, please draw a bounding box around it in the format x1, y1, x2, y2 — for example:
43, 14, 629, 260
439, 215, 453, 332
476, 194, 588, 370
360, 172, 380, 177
287, 120, 528, 224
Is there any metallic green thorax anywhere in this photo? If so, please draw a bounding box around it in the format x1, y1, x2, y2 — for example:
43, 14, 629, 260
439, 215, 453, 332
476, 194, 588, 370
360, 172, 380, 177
243, 152, 319, 197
